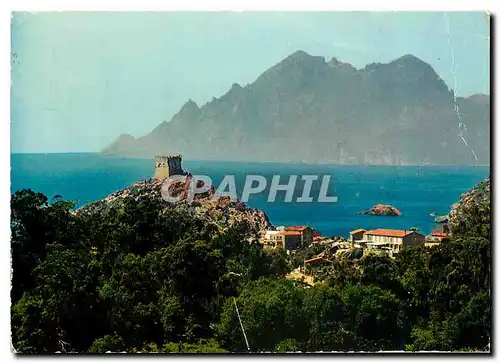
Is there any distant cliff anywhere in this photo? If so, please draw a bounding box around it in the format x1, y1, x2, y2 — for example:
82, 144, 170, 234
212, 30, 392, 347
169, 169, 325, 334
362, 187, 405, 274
102, 51, 490, 165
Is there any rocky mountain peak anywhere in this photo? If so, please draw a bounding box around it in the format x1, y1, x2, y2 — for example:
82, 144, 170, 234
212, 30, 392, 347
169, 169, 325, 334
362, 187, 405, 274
270, 50, 327, 73
172, 99, 201, 124
180, 99, 200, 113
102, 50, 489, 165
392, 54, 427, 66
328, 56, 357, 72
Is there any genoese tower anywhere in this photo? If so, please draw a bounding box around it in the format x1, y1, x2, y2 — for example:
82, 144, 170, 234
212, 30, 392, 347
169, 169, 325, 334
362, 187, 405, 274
154, 154, 184, 180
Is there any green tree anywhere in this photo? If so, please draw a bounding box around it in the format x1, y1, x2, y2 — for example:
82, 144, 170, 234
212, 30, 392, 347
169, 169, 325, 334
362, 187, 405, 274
217, 278, 308, 352
302, 283, 353, 351
88, 334, 126, 353
339, 284, 402, 351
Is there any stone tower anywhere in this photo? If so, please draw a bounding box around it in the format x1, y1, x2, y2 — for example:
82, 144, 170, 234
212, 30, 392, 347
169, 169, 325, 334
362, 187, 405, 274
154, 154, 184, 180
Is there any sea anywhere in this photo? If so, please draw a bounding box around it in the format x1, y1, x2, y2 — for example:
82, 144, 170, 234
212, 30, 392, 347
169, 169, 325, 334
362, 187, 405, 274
11, 153, 489, 238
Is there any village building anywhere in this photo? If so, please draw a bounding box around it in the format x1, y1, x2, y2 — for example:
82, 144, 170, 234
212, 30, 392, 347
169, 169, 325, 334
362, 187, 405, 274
303, 254, 328, 276
261, 230, 302, 251
349, 228, 366, 246
430, 224, 449, 240
424, 224, 450, 247
276, 226, 314, 246
282, 231, 302, 250
261, 230, 283, 247
353, 228, 425, 256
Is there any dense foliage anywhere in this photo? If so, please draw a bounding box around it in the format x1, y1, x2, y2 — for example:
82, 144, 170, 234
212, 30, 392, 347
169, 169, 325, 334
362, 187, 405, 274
11, 186, 490, 353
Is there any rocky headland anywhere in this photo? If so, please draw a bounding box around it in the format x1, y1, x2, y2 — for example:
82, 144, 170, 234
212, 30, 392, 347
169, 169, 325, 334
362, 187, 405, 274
76, 177, 272, 240
447, 176, 490, 238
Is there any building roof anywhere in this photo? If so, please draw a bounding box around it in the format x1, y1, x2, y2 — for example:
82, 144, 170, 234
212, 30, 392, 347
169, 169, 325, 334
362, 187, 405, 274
282, 231, 301, 236
431, 232, 448, 238
304, 256, 326, 264
313, 236, 327, 241
156, 154, 182, 159
432, 224, 449, 235
365, 229, 416, 238
286, 226, 310, 231
350, 228, 366, 235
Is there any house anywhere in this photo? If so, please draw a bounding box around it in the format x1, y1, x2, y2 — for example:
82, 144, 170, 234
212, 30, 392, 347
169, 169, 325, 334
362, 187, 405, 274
303, 251, 330, 274
284, 226, 314, 246
282, 231, 302, 250
357, 228, 425, 255
424, 225, 449, 247
430, 224, 449, 240
276, 225, 314, 246
261, 230, 302, 251
262, 230, 283, 247
303, 255, 327, 275
349, 228, 366, 246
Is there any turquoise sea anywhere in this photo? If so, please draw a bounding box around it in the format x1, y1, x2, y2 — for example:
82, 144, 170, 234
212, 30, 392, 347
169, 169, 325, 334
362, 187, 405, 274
11, 153, 489, 238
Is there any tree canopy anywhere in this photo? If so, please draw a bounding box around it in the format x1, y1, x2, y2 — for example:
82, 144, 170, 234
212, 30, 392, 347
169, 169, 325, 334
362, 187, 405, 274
11, 186, 490, 353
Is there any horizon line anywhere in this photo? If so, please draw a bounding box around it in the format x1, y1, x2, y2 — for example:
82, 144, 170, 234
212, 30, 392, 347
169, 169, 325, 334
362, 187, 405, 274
10, 152, 491, 168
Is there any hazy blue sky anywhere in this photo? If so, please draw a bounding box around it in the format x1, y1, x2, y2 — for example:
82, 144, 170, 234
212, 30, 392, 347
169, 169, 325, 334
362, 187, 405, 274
11, 12, 490, 153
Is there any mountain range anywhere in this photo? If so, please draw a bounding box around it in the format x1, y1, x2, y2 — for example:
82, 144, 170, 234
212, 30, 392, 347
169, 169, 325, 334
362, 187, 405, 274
102, 51, 490, 165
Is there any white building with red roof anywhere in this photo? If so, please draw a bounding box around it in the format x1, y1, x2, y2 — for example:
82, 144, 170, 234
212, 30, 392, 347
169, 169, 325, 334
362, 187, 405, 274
352, 228, 425, 255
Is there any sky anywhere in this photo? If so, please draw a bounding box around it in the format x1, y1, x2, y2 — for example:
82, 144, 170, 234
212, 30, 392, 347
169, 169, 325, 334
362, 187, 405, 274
11, 12, 490, 153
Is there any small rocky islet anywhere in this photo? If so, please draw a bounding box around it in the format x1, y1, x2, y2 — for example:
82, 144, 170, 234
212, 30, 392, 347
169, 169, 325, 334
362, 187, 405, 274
357, 204, 402, 216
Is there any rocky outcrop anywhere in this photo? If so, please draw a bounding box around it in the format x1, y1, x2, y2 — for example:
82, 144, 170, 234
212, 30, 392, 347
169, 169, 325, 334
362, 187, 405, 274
77, 177, 272, 240
434, 214, 449, 223
358, 204, 402, 216
448, 176, 490, 239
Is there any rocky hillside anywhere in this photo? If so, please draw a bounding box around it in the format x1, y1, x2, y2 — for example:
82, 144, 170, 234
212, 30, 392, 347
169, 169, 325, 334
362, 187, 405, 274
448, 176, 491, 239
102, 50, 489, 165
77, 177, 272, 240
